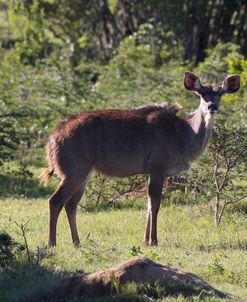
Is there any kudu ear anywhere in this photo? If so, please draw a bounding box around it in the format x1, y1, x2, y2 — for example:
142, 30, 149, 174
221, 75, 240, 94
184, 72, 202, 92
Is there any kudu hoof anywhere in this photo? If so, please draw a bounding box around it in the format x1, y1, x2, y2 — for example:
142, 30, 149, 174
143, 240, 158, 246
73, 240, 80, 248
48, 242, 56, 248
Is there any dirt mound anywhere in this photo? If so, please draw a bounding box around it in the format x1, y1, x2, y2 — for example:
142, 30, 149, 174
55, 257, 229, 299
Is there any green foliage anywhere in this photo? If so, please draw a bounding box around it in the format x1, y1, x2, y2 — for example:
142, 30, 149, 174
133, 20, 183, 66
128, 245, 143, 257
187, 115, 247, 225
97, 34, 189, 112
196, 43, 243, 82
0, 113, 19, 165
9, 0, 53, 65
207, 256, 226, 275
0, 47, 100, 181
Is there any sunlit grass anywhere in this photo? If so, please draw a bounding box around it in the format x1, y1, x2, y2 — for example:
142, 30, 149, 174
0, 198, 246, 301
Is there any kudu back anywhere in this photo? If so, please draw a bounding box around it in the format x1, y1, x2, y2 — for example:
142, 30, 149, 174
42, 72, 240, 247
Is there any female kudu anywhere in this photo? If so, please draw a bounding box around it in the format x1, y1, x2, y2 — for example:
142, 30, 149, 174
42, 72, 240, 247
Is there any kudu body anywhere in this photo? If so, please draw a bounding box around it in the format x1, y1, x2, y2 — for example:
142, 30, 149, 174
42, 72, 240, 247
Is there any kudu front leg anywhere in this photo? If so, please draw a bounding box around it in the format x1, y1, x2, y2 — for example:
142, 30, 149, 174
144, 174, 164, 246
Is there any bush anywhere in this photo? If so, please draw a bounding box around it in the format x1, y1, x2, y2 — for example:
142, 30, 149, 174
0, 232, 24, 267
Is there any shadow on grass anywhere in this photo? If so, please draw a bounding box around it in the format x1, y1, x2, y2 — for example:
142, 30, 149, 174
0, 261, 152, 302
0, 261, 66, 302
0, 173, 54, 199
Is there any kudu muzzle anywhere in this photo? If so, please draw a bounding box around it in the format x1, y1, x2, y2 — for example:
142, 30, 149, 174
208, 103, 218, 114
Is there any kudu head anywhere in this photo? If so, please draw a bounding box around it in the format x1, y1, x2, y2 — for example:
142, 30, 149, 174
184, 71, 240, 115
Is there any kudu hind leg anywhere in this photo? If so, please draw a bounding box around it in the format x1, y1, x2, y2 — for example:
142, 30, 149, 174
48, 178, 81, 247
65, 182, 87, 246
144, 174, 164, 246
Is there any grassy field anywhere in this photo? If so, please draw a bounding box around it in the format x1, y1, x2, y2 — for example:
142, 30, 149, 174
0, 196, 246, 302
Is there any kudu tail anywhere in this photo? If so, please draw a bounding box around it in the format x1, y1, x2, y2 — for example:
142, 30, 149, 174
39, 167, 54, 185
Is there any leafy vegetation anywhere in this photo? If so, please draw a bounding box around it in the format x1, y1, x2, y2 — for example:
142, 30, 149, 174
0, 0, 246, 301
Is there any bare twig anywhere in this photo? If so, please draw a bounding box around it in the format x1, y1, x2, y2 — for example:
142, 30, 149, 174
15, 220, 31, 263
217, 195, 247, 225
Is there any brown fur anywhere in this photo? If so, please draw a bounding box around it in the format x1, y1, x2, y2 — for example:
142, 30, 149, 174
43, 105, 185, 179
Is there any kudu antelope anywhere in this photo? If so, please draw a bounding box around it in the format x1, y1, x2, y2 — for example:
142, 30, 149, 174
42, 72, 240, 247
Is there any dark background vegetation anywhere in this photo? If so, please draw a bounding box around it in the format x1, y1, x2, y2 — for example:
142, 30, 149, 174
0, 1, 247, 300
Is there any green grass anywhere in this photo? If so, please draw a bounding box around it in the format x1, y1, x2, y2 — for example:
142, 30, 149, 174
0, 197, 246, 301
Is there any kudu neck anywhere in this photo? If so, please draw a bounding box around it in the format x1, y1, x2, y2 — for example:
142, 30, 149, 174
185, 103, 214, 162
190, 103, 214, 132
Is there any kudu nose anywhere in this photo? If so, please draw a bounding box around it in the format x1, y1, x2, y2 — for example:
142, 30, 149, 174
208, 103, 218, 114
